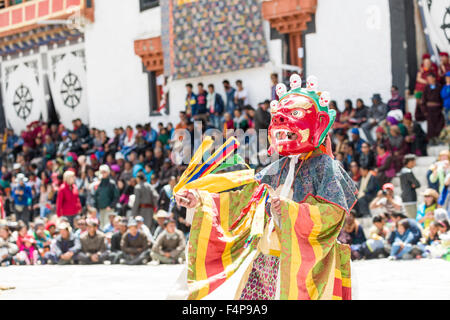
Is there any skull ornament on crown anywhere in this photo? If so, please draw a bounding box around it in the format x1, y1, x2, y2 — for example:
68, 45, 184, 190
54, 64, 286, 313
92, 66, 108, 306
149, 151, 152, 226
268, 75, 336, 156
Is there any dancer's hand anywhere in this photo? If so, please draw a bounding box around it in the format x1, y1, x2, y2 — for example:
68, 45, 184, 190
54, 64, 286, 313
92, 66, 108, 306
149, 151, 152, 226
271, 196, 281, 216
175, 190, 199, 209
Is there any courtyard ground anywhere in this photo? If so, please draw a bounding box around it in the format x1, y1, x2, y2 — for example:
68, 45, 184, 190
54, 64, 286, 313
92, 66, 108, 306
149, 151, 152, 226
0, 259, 449, 300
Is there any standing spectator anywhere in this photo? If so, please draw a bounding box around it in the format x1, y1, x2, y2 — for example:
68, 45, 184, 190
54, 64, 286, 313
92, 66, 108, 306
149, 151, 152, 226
441, 71, 450, 125
254, 100, 271, 149
48, 223, 81, 265
415, 54, 439, 120
223, 80, 237, 115
439, 52, 450, 84
12, 173, 33, 226
94, 165, 119, 230
56, 170, 82, 227
355, 165, 380, 217
270, 73, 279, 101
185, 83, 197, 118
78, 218, 109, 265
234, 80, 249, 109
387, 86, 406, 114
422, 73, 444, 145
119, 219, 150, 265
150, 219, 186, 265
400, 154, 421, 219
207, 84, 225, 129
375, 144, 395, 185
132, 172, 158, 231
362, 94, 388, 144
158, 176, 176, 212
195, 83, 208, 121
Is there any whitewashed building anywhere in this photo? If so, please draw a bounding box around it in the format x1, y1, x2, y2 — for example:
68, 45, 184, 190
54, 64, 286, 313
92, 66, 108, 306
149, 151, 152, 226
0, 0, 448, 133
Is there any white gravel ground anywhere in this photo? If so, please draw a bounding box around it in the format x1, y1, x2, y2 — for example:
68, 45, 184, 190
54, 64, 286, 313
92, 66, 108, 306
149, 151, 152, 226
0, 259, 449, 300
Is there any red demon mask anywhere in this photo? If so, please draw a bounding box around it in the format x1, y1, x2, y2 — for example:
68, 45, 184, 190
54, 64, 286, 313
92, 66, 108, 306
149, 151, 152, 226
268, 94, 331, 156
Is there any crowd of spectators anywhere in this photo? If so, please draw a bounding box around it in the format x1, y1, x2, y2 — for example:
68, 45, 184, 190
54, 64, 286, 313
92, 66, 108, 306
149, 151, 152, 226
0, 53, 449, 267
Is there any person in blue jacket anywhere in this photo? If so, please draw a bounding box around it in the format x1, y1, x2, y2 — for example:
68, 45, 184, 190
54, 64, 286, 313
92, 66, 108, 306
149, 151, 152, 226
388, 219, 415, 260
11, 173, 33, 226
441, 71, 450, 125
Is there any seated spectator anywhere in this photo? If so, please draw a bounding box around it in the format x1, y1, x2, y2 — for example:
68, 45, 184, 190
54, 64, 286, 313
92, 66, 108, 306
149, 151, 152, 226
388, 212, 422, 246
153, 210, 170, 240
338, 211, 366, 260
442, 71, 450, 125
135, 216, 154, 246
47, 222, 81, 265
387, 85, 405, 114
349, 98, 369, 126
349, 161, 361, 183
150, 219, 185, 265
400, 154, 421, 219
102, 212, 118, 234
339, 99, 354, 129
402, 113, 427, 156
355, 165, 380, 217
78, 218, 109, 265
358, 142, 376, 170
375, 144, 395, 186
416, 188, 439, 229
370, 183, 403, 216
362, 94, 388, 145
388, 219, 416, 260
428, 151, 450, 194
74, 218, 87, 239
333, 129, 349, 154
119, 219, 150, 265
363, 215, 389, 259
109, 218, 127, 264
15, 235, 39, 265
0, 225, 18, 266
349, 128, 365, 154
32, 220, 52, 258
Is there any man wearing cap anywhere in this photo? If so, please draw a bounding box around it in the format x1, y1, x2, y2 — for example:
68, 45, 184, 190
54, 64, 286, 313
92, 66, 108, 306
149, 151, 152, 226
78, 218, 109, 265
48, 223, 81, 265
362, 94, 388, 144
349, 128, 365, 154
11, 173, 33, 226
153, 210, 170, 240
150, 219, 186, 265
94, 165, 120, 229
135, 216, 154, 246
369, 183, 403, 216
132, 172, 158, 232
119, 219, 150, 265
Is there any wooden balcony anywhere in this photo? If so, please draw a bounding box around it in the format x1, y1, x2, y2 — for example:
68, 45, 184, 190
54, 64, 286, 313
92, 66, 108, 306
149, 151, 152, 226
0, 0, 94, 38
262, 0, 317, 33
134, 36, 164, 73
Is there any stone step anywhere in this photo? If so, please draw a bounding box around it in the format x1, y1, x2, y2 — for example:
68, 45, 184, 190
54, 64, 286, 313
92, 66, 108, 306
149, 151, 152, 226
427, 145, 448, 158
415, 156, 435, 167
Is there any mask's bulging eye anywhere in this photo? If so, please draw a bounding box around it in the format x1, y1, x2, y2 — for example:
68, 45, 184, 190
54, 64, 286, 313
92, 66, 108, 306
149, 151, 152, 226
291, 110, 303, 118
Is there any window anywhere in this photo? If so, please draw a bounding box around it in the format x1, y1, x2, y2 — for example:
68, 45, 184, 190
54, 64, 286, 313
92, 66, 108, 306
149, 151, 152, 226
140, 0, 159, 12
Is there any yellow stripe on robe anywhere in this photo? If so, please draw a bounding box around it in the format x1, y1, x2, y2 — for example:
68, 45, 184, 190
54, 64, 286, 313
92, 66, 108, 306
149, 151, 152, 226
288, 203, 301, 300
306, 205, 323, 300
220, 193, 233, 278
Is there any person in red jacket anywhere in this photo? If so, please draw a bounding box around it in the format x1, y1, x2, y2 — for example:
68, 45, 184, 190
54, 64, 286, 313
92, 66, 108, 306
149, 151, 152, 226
56, 170, 82, 227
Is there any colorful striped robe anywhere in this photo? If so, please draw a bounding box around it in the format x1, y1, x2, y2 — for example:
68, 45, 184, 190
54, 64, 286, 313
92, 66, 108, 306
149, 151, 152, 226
186, 151, 357, 300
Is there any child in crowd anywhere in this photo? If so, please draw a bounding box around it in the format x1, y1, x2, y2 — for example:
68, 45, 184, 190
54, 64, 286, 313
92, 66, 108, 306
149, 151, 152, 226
16, 236, 39, 265
388, 219, 415, 260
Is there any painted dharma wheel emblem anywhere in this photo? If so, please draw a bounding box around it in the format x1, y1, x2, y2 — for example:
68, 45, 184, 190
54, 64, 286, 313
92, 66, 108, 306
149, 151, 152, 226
61, 72, 82, 109
442, 6, 450, 43
13, 84, 33, 120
